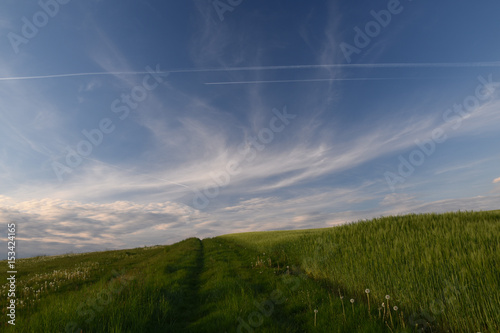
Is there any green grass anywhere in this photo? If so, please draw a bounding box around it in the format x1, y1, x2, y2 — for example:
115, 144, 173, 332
1, 239, 205, 332
1, 211, 499, 332
223, 210, 500, 332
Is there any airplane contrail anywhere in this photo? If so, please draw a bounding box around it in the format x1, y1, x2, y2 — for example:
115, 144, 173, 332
0, 71, 157, 81
204, 77, 438, 85
192, 61, 500, 73
1, 62, 499, 81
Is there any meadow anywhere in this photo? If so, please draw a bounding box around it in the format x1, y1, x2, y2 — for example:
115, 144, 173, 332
1, 210, 499, 332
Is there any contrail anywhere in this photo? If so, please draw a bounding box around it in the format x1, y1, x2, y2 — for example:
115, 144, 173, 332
0, 71, 158, 81
194, 61, 500, 73
1, 62, 500, 81
204, 77, 435, 85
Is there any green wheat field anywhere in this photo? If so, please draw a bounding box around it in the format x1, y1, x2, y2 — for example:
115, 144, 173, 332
1, 211, 499, 332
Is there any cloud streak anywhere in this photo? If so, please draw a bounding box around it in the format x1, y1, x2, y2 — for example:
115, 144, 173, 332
2, 1, 500, 259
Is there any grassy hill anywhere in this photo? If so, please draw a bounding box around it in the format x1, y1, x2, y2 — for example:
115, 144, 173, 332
1, 211, 499, 332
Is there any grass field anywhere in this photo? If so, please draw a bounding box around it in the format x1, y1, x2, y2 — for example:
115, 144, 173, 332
1, 211, 499, 332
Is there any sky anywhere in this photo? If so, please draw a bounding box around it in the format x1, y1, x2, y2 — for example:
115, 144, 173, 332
1, 0, 500, 258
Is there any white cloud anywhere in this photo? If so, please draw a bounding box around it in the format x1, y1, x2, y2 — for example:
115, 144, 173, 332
2, 189, 500, 259
493, 177, 500, 184
0, 196, 197, 257
380, 193, 417, 206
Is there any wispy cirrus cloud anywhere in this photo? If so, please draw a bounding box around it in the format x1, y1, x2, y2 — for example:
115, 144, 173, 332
2, 1, 500, 259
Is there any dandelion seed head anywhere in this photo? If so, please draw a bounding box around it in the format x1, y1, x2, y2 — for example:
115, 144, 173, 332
314, 309, 318, 313
382, 302, 385, 307
393, 306, 398, 311
385, 295, 390, 300
365, 289, 370, 294
350, 299, 355, 303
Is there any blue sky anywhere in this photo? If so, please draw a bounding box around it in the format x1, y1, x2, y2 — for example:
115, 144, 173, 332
1, 0, 500, 258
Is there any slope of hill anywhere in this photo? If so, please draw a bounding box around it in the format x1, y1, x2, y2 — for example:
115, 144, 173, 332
1, 211, 498, 332
223, 211, 500, 332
